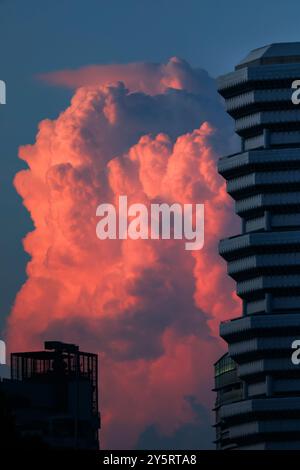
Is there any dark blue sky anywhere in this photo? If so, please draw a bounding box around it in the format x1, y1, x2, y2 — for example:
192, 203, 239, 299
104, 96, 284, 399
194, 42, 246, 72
1, 0, 300, 332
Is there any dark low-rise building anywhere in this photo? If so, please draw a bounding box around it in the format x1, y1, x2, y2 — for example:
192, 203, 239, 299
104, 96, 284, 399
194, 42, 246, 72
0, 341, 100, 449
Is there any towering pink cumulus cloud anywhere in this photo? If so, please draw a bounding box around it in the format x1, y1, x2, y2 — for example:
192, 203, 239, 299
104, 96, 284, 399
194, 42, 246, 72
8, 58, 240, 448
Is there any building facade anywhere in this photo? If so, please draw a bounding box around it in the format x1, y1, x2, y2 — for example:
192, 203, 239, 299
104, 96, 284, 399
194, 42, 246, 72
0, 341, 100, 449
215, 43, 300, 450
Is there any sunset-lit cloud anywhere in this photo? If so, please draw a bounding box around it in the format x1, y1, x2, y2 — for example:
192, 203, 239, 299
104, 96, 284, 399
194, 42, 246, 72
39, 57, 217, 96
7, 59, 240, 449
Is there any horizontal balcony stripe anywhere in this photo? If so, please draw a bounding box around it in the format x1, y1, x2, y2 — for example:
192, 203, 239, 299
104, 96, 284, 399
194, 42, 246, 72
245, 216, 266, 232
229, 336, 297, 358
217, 68, 249, 94
235, 191, 300, 216
238, 358, 297, 378
237, 274, 300, 297
218, 148, 300, 177
245, 298, 266, 314
239, 442, 300, 450
228, 253, 300, 278
245, 131, 300, 150
245, 295, 300, 314
235, 110, 300, 134
227, 170, 300, 196
220, 313, 300, 340
271, 131, 300, 146
230, 419, 300, 439
244, 213, 300, 233
273, 378, 300, 393
226, 89, 293, 113
219, 231, 300, 260
274, 296, 300, 309
221, 397, 300, 420
244, 134, 265, 150
247, 381, 266, 397
272, 213, 300, 229
218, 63, 300, 96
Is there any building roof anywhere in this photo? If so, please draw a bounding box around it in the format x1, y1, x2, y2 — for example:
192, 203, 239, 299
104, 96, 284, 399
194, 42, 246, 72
236, 42, 300, 70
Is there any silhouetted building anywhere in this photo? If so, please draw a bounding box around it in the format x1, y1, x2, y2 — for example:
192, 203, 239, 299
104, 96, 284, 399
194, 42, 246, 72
0, 341, 100, 449
215, 43, 300, 449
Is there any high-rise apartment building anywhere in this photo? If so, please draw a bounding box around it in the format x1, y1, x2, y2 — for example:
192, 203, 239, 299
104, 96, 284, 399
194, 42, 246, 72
215, 43, 300, 450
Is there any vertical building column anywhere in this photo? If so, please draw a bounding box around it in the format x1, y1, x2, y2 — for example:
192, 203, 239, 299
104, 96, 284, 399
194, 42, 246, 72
241, 137, 245, 152
263, 128, 270, 148
242, 218, 246, 234
265, 293, 272, 313
243, 380, 248, 399
264, 210, 271, 231
266, 375, 273, 397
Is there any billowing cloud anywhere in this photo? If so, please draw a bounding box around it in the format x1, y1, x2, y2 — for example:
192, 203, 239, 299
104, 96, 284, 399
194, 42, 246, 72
7, 59, 240, 449
39, 57, 218, 96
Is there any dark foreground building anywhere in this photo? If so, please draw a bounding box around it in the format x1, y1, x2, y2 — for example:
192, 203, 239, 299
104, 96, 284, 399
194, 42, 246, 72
215, 43, 300, 449
0, 341, 100, 449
